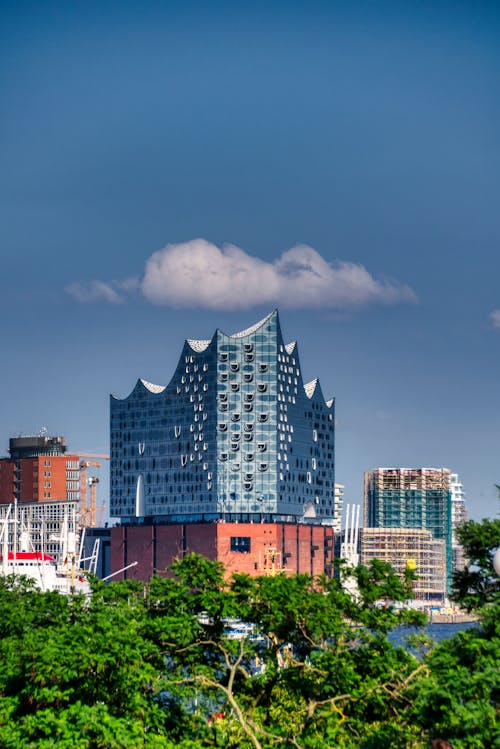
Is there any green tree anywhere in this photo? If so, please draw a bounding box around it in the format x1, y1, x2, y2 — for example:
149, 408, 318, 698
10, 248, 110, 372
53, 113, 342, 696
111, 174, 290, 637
451, 516, 500, 612
409, 507, 500, 749
155, 556, 426, 749
0, 554, 430, 749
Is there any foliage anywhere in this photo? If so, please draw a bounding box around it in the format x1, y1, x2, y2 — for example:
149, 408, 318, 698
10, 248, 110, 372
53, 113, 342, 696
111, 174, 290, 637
408, 507, 500, 748
451, 517, 500, 612
0, 537, 498, 749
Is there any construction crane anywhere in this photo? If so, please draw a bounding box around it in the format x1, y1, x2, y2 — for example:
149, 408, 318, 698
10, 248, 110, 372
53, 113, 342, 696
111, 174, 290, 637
78, 453, 110, 460
77, 454, 109, 528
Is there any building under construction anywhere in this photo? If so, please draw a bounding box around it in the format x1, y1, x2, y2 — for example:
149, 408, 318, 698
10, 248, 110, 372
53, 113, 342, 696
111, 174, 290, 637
361, 527, 447, 602
363, 468, 453, 590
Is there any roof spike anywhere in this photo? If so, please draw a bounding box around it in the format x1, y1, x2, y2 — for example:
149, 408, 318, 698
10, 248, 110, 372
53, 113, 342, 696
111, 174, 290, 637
304, 378, 319, 399
230, 309, 277, 338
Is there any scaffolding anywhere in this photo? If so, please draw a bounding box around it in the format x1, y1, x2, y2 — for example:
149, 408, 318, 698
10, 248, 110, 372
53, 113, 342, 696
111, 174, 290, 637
361, 526, 447, 601
363, 468, 453, 591
260, 546, 283, 575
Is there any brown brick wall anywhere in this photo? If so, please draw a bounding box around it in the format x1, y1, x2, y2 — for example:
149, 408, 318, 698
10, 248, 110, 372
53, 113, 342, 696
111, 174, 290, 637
108, 522, 335, 582
185, 524, 217, 561
155, 525, 185, 575
0, 455, 75, 503
36, 456, 68, 502
124, 525, 155, 581
217, 522, 280, 577
0, 461, 15, 504
110, 526, 126, 580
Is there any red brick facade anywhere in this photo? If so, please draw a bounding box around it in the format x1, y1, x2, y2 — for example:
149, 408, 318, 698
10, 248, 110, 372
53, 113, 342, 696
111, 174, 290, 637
0, 455, 80, 504
110, 522, 335, 581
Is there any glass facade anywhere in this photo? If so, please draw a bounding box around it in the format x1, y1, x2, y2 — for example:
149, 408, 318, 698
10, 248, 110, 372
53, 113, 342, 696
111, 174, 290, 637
110, 311, 335, 524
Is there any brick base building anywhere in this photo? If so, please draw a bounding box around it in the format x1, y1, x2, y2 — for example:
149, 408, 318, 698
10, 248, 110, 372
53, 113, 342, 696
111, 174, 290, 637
110, 521, 334, 580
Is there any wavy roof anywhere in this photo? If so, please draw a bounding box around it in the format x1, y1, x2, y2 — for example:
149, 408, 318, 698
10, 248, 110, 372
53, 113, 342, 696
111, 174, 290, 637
304, 378, 319, 398
187, 338, 212, 352
230, 310, 276, 338
140, 378, 166, 394
116, 311, 335, 407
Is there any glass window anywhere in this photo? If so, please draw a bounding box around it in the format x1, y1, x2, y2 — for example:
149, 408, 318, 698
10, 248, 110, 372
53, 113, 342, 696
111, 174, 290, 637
230, 536, 251, 553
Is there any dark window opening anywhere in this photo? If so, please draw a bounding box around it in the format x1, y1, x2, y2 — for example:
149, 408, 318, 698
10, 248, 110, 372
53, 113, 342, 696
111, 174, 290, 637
230, 536, 251, 553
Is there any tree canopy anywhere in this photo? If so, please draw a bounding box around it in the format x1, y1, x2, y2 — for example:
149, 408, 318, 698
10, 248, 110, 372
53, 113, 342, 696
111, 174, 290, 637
0, 513, 498, 749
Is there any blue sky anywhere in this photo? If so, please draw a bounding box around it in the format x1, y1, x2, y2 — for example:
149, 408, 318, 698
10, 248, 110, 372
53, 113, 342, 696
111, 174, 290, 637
1, 0, 499, 520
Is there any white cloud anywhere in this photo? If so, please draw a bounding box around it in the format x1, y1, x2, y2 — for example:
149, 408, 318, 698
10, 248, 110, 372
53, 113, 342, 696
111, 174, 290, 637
66, 239, 417, 310
65, 278, 139, 304
140, 239, 417, 310
490, 310, 500, 329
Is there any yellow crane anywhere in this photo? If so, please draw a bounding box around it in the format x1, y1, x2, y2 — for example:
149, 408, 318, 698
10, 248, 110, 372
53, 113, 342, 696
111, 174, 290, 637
78, 453, 109, 528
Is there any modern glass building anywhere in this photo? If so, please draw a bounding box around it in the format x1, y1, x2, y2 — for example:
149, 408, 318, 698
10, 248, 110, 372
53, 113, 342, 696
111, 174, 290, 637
110, 311, 335, 525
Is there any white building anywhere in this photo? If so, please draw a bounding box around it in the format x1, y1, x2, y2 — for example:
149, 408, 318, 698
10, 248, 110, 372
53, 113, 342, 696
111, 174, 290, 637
333, 483, 344, 534
450, 473, 467, 574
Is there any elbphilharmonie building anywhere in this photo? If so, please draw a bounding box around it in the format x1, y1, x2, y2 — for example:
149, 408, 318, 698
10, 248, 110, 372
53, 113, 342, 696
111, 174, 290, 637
110, 310, 336, 526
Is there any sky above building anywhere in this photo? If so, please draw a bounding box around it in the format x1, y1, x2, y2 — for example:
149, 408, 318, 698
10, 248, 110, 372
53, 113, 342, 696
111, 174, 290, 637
1, 0, 499, 521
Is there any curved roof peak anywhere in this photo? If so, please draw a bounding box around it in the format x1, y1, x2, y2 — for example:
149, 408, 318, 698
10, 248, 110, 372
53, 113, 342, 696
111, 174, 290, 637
304, 378, 319, 399
285, 341, 296, 354
230, 309, 277, 339
187, 338, 211, 353
140, 378, 166, 394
